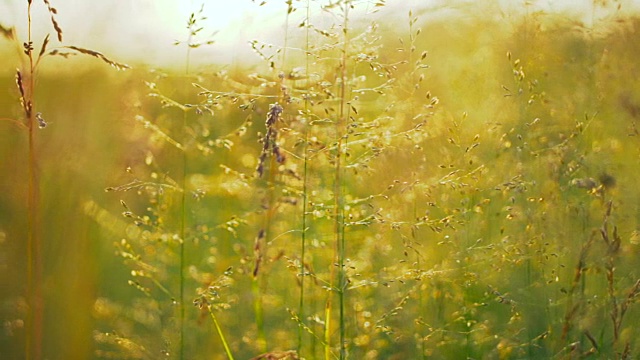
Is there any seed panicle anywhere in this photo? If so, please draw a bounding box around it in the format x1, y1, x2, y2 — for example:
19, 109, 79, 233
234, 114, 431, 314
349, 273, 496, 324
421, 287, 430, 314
15, 69, 32, 118
256, 103, 285, 177
65, 46, 131, 70
43, 0, 63, 42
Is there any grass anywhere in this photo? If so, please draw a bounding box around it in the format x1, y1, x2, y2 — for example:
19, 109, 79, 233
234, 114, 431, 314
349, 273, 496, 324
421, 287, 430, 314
1, 2, 127, 359
2, 0, 640, 359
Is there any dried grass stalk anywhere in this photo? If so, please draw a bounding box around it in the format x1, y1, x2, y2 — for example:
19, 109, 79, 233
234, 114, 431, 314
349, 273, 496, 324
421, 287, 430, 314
15, 69, 32, 118
43, 0, 63, 41
38, 34, 50, 59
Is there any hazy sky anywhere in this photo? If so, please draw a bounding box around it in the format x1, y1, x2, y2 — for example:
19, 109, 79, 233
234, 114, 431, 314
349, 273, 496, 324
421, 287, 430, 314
1, 0, 287, 66
0, 0, 636, 67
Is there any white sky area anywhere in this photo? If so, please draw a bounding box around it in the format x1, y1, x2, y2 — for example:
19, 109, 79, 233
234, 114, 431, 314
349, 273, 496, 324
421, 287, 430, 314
0, 0, 637, 68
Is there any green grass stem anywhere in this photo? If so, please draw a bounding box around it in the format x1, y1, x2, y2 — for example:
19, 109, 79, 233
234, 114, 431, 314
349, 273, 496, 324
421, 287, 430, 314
208, 306, 235, 360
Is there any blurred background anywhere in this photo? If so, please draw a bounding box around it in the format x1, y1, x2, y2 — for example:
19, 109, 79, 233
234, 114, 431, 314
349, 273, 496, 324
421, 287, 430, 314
2, 1, 640, 359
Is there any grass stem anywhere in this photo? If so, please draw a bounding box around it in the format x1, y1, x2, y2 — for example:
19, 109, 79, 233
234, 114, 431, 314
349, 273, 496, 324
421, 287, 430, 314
25, 2, 43, 358
208, 306, 235, 360
335, 3, 350, 358
298, 0, 311, 356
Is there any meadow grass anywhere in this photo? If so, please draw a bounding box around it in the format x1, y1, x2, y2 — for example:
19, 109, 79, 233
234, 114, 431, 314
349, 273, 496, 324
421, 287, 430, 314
2, 1, 640, 359
1, 2, 127, 358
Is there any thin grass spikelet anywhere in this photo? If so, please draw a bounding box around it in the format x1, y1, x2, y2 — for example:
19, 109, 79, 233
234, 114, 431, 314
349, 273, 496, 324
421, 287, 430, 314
38, 34, 50, 60
64, 46, 130, 70
43, 0, 63, 41
15, 69, 25, 101
15, 69, 32, 118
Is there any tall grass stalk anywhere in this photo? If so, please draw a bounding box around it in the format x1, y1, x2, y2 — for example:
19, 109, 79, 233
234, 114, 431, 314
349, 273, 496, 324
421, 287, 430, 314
22, 2, 47, 357
334, 2, 351, 358
178, 10, 192, 359
175, 6, 216, 356
298, 0, 311, 355
25, 4, 43, 356
251, 1, 298, 354
254, 100, 284, 352
179, 150, 186, 360
252, 274, 266, 351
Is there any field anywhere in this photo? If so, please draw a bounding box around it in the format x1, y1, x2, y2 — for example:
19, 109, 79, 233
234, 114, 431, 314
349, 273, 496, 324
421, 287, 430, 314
2, 1, 640, 359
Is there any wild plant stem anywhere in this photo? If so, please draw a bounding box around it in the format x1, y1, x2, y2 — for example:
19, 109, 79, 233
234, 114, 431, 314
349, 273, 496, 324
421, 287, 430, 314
335, 3, 350, 358
298, 0, 311, 356
179, 111, 187, 360
25, 2, 43, 359
25, 6, 33, 360
179, 38, 192, 360
323, 299, 332, 360
208, 306, 235, 360
282, 0, 292, 74
299, 141, 308, 354
253, 278, 266, 351
27, 106, 38, 360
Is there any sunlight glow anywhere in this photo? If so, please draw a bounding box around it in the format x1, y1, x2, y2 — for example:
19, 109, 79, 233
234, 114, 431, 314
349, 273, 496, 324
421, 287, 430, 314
0, 0, 638, 67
